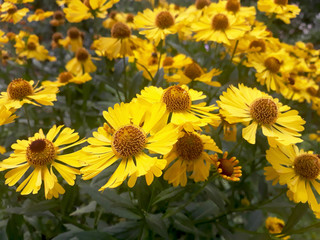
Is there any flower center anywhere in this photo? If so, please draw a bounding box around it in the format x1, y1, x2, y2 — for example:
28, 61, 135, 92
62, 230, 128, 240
307, 87, 318, 96
274, 0, 287, 5
226, 0, 240, 13
218, 158, 234, 176
111, 22, 131, 39
53, 10, 64, 20
176, 133, 204, 161
35, 9, 44, 15
112, 125, 146, 158
76, 48, 89, 62
26, 139, 56, 166
184, 62, 202, 80
162, 57, 174, 67
7, 78, 34, 100
249, 39, 266, 52
162, 86, 191, 112
52, 32, 63, 43
58, 72, 73, 83
294, 154, 320, 179
264, 57, 281, 73
126, 13, 134, 23
109, 11, 117, 19
155, 11, 175, 29
27, 42, 37, 51
306, 43, 314, 50
68, 27, 81, 39
212, 13, 229, 31
195, 0, 211, 9
148, 53, 158, 66
250, 98, 278, 125
8, 6, 18, 15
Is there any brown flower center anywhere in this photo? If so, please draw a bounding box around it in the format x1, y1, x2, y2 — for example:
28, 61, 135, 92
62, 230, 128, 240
27, 42, 37, 51
52, 32, 63, 43
112, 125, 146, 158
111, 22, 131, 39
307, 87, 318, 96
109, 10, 117, 19
218, 158, 234, 176
226, 0, 240, 13
7, 78, 33, 100
264, 57, 281, 73
274, 0, 287, 5
35, 9, 44, 15
7, 6, 18, 15
250, 98, 278, 125
76, 48, 89, 62
148, 53, 158, 66
212, 13, 229, 31
162, 86, 191, 112
294, 154, 320, 179
68, 27, 80, 39
306, 43, 314, 50
126, 13, 134, 23
58, 72, 73, 83
162, 57, 174, 67
184, 62, 202, 80
26, 139, 56, 166
249, 39, 266, 52
195, 0, 211, 9
155, 11, 175, 29
176, 133, 204, 161
53, 10, 64, 20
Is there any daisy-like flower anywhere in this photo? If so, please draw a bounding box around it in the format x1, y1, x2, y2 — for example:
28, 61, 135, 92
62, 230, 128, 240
310, 131, 320, 142
163, 130, 221, 187
0, 78, 59, 109
66, 47, 97, 75
134, 8, 179, 46
166, 61, 222, 86
136, 85, 221, 132
211, 151, 242, 181
27, 9, 53, 22
50, 10, 65, 27
0, 125, 86, 199
93, 22, 139, 59
63, 0, 119, 23
0, 2, 29, 24
265, 217, 289, 239
15, 34, 56, 62
51, 32, 63, 49
258, 0, 300, 24
42, 72, 91, 87
266, 144, 320, 212
0, 105, 17, 126
59, 27, 83, 52
192, 6, 250, 46
81, 101, 179, 189
217, 84, 305, 145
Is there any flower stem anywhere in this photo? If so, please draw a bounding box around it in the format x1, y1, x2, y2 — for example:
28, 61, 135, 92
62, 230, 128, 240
23, 105, 32, 135
230, 40, 239, 63
123, 55, 128, 102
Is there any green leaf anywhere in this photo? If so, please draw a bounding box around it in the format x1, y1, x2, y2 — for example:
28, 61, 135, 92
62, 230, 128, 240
103, 221, 141, 240
173, 213, 197, 235
145, 213, 169, 239
205, 184, 226, 211
152, 186, 185, 206
128, 71, 143, 101
6, 214, 24, 240
70, 201, 97, 216
281, 203, 309, 234
4, 200, 57, 217
52, 230, 116, 240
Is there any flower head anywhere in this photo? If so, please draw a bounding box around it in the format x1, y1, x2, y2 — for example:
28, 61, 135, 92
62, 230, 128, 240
211, 152, 242, 181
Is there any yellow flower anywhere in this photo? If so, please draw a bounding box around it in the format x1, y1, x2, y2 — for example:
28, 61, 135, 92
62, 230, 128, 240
0, 125, 86, 199
81, 101, 179, 189
27, 9, 54, 22
310, 131, 320, 142
258, 0, 300, 24
265, 216, 289, 239
266, 144, 320, 213
66, 48, 97, 75
4, 0, 34, 3
217, 84, 305, 145
0, 146, 6, 154
59, 27, 83, 52
0, 2, 29, 24
163, 130, 221, 186
136, 85, 221, 132
50, 10, 65, 27
0, 106, 17, 126
134, 8, 179, 46
0, 78, 59, 109
63, 0, 119, 23
211, 151, 242, 181
15, 34, 56, 62
42, 71, 91, 87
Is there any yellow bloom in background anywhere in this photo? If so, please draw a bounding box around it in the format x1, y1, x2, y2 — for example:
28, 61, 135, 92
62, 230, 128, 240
134, 8, 179, 46
93, 22, 139, 59
0, 30, 9, 45
0, 125, 86, 199
0, 106, 17, 126
266, 144, 320, 213
0, 78, 59, 109
0, 2, 29, 24
163, 130, 221, 187
59, 27, 83, 52
265, 216, 289, 239
310, 131, 320, 142
63, 0, 119, 23
50, 10, 65, 27
136, 85, 221, 132
42, 72, 91, 87
27, 9, 54, 22
81, 101, 179, 189
166, 61, 222, 86
258, 0, 300, 24
211, 152, 242, 181
102, 10, 126, 29
192, 5, 250, 46
4, 0, 34, 3
15, 34, 56, 62
218, 84, 305, 145
66, 48, 97, 75
0, 146, 6, 154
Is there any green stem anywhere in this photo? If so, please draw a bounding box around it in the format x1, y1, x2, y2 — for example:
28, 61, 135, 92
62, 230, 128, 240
136, 62, 154, 82
23, 105, 32, 135
123, 55, 128, 102
230, 40, 239, 63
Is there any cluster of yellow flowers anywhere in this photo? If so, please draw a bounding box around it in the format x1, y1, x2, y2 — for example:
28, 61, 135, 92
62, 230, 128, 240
0, 0, 319, 224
